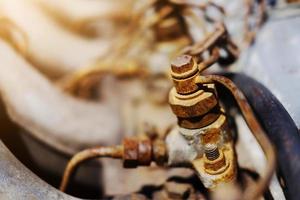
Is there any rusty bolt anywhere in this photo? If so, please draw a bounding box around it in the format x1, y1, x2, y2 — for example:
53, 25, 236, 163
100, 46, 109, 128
171, 55, 195, 75
204, 143, 227, 174
170, 55, 200, 94
204, 143, 220, 161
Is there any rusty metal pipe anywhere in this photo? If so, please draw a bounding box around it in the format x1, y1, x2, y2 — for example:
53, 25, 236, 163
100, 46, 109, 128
230, 73, 300, 200
60, 146, 123, 192
60, 138, 164, 193
198, 75, 276, 200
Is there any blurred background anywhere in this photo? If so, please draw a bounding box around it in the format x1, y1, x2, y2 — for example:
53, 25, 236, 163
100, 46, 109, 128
0, 0, 299, 199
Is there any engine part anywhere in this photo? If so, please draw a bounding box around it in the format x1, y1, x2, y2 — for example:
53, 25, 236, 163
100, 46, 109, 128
168, 54, 237, 189
59, 25, 276, 199
1, 1, 295, 199
230, 73, 300, 200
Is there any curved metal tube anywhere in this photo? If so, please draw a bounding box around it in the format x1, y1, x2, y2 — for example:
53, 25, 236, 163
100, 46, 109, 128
60, 146, 123, 192
230, 73, 300, 200
197, 74, 276, 200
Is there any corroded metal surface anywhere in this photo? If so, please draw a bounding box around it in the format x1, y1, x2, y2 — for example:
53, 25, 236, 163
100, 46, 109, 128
0, 1, 283, 199
231, 73, 300, 200
60, 145, 123, 192
204, 75, 276, 200
168, 31, 237, 190
192, 143, 236, 189
60, 138, 168, 192
166, 22, 276, 198
123, 138, 139, 168
169, 87, 218, 119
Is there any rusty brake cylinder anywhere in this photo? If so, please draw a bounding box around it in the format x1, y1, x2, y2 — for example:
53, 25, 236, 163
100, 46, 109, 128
168, 54, 237, 189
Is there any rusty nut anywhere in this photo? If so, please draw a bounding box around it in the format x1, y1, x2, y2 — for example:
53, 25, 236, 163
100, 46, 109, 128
169, 85, 218, 118
123, 138, 139, 168
170, 55, 200, 95
123, 139, 153, 168
204, 153, 227, 174
171, 55, 195, 75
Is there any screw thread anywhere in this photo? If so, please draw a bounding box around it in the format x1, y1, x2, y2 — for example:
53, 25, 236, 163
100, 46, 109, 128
204, 144, 220, 161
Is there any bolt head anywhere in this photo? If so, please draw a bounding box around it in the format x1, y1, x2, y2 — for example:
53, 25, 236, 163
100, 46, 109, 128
171, 55, 194, 74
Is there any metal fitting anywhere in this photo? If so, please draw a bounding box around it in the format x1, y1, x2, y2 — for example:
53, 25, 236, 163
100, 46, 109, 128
192, 143, 236, 188
123, 138, 139, 168
170, 55, 199, 95
203, 144, 228, 175
168, 52, 237, 189
204, 144, 220, 161
123, 138, 152, 168
169, 54, 222, 129
122, 138, 167, 168
169, 87, 218, 118
171, 55, 195, 75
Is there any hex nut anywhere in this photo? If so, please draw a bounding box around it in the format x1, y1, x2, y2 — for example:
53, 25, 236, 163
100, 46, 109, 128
171, 55, 194, 74
123, 138, 139, 168
169, 87, 218, 118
